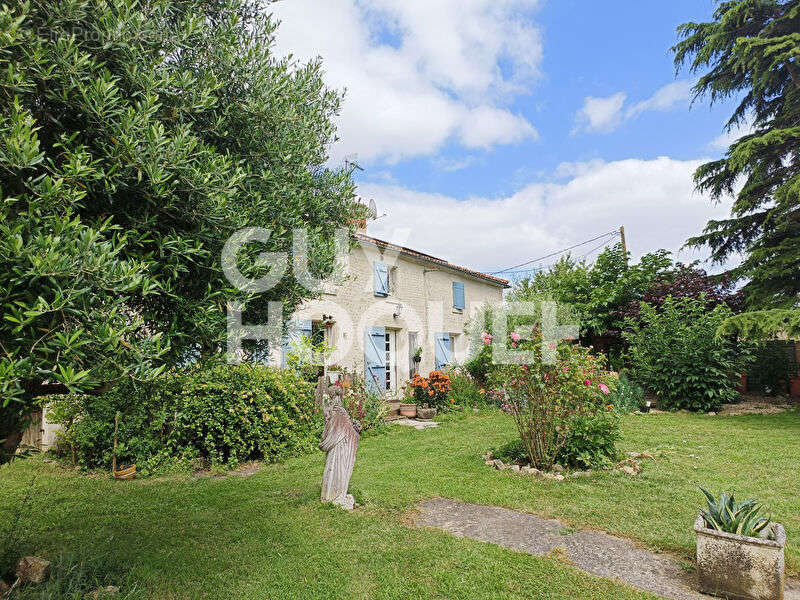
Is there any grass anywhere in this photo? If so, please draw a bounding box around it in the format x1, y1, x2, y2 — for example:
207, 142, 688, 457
1, 408, 798, 599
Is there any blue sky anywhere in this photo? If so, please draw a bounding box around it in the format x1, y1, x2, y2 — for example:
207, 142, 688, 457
271, 0, 745, 277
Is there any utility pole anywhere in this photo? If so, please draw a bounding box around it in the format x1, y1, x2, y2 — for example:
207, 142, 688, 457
619, 225, 627, 255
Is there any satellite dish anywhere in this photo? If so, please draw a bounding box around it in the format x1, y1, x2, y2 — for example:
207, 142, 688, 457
368, 198, 378, 220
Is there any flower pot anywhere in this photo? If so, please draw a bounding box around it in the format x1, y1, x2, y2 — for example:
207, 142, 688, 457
417, 407, 437, 420
640, 400, 651, 413
413, 356, 421, 363
694, 515, 785, 600
399, 403, 417, 418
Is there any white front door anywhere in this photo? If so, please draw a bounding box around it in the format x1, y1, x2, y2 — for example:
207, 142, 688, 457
384, 331, 397, 391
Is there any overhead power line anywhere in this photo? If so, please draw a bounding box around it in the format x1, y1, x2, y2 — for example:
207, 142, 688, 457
489, 229, 620, 275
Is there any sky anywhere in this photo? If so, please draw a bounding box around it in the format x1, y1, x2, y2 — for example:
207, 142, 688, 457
270, 0, 746, 279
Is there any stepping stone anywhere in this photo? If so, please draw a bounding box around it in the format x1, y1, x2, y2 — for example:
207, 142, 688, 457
391, 418, 439, 429
414, 499, 800, 600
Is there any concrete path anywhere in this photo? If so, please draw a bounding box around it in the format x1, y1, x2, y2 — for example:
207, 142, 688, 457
414, 498, 800, 600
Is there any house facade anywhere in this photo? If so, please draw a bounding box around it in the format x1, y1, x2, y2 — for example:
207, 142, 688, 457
281, 231, 508, 393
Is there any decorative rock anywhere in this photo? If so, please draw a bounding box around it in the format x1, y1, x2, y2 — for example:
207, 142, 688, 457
552, 464, 565, 473
571, 471, 590, 477
520, 466, 536, 475
541, 472, 565, 481
16, 556, 51, 584
85, 586, 120, 599
628, 451, 654, 461
492, 459, 506, 470
510, 464, 520, 473
619, 465, 638, 476
707, 412, 716, 416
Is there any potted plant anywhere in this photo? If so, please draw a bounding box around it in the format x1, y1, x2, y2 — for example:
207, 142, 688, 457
416, 406, 437, 420
399, 403, 417, 418
413, 346, 422, 363
695, 487, 785, 600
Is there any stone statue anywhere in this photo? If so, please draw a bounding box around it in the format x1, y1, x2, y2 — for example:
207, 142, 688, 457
318, 377, 360, 510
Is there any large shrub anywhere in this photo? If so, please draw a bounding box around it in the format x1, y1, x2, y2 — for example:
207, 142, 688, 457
623, 296, 754, 412
488, 329, 619, 470
47, 364, 322, 470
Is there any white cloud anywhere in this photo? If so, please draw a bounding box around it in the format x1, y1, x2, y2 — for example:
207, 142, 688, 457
360, 156, 733, 274
626, 80, 692, 119
574, 80, 693, 135
572, 93, 627, 134
269, 0, 541, 164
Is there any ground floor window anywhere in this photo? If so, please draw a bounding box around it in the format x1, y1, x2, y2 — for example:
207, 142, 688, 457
384, 331, 396, 390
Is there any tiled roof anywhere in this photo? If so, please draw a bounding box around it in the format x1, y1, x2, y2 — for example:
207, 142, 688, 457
355, 232, 509, 288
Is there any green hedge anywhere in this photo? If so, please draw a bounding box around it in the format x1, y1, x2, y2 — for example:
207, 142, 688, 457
46, 364, 323, 470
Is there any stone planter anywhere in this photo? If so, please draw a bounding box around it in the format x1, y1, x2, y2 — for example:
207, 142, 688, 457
694, 515, 785, 600
399, 403, 417, 418
417, 407, 437, 420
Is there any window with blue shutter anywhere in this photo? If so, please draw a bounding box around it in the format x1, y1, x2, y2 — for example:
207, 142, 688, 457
373, 261, 389, 296
364, 326, 386, 392
282, 319, 313, 367
434, 332, 451, 370
452, 281, 465, 310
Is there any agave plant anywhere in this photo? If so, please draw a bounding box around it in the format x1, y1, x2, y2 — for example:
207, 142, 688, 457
699, 487, 773, 539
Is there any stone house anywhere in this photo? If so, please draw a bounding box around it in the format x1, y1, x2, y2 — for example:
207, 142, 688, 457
280, 231, 508, 393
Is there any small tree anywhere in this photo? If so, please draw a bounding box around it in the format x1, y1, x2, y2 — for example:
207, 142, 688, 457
623, 296, 755, 412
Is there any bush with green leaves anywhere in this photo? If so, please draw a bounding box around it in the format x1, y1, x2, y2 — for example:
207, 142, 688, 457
623, 296, 754, 412
556, 410, 621, 469
448, 368, 488, 409
699, 487, 773, 539
609, 373, 645, 413
47, 364, 322, 470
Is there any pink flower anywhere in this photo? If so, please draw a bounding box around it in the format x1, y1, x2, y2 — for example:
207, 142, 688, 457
481, 331, 493, 346
510, 331, 521, 342
584, 379, 591, 386
598, 383, 610, 395
562, 366, 568, 372
547, 341, 557, 350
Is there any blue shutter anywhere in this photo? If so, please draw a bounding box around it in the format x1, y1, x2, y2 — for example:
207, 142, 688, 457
364, 326, 386, 392
452, 282, 465, 310
434, 333, 451, 370
282, 319, 312, 367
373, 261, 389, 297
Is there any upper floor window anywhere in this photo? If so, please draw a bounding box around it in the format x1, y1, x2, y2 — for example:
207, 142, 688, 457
373, 261, 389, 297
452, 281, 465, 311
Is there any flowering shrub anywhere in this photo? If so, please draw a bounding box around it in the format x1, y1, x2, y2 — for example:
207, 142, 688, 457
488, 328, 619, 470
409, 370, 452, 409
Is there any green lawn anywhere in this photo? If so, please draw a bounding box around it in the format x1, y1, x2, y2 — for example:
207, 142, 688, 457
1, 409, 798, 599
